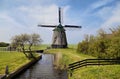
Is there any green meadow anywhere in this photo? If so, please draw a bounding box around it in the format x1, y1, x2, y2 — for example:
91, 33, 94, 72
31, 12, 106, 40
0, 49, 40, 75
0, 44, 120, 79
0, 44, 46, 75
45, 48, 94, 66
0, 51, 30, 74
70, 65, 120, 79
26, 44, 49, 50
45, 44, 120, 79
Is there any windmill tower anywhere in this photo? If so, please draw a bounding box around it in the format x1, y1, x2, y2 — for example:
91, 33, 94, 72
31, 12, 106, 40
38, 7, 81, 48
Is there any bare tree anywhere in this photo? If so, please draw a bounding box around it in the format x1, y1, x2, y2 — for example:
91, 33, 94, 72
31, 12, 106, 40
27, 33, 42, 58
11, 33, 42, 59
28, 33, 42, 51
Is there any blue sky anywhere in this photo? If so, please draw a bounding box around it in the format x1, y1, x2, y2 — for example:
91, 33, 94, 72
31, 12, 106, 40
0, 0, 120, 44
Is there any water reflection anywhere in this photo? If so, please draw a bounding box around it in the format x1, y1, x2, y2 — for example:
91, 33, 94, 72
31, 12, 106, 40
14, 54, 67, 79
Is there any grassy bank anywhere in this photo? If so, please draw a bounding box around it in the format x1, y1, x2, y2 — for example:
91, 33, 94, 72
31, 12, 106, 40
44, 45, 94, 71
45, 45, 120, 79
0, 51, 39, 74
45, 48, 94, 66
70, 65, 120, 79
0, 44, 46, 75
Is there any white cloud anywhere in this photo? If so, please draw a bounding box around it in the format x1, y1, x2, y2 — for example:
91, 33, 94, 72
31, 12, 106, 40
91, 0, 114, 10
0, 4, 71, 43
95, 7, 113, 20
100, 2, 120, 29
1, 0, 119, 44
17, 4, 71, 44
0, 13, 28, 42
82, 0, 120, 32
18, 4, 70, 25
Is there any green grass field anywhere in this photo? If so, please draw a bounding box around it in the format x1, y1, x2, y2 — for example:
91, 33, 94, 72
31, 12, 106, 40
25, 44, 49, 50
0, 51, 30, 74
70, 65, 120, 79
0, 51, 40, 75
0, 44, 45, 75
45, 48, 94, 66
45, 44, 120, 79
1, 44, 120, 79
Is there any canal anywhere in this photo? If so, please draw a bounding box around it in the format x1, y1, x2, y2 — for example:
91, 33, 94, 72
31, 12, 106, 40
13, 54, 68, 79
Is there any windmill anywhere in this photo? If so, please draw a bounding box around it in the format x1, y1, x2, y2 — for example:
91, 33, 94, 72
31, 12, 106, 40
38, 7, 81, 48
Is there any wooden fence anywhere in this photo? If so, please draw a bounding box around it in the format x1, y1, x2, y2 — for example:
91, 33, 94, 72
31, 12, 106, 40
0, 47, 8, 51
69, 59, 120, 71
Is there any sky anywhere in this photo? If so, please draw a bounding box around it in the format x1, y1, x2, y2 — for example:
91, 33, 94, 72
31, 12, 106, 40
0, 0, 120, 44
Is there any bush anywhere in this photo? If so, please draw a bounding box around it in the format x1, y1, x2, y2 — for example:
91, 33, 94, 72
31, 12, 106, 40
77, 26, 120, 59
0, 42, 9, 47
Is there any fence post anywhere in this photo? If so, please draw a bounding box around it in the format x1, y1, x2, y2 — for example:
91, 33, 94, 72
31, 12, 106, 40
69, 69, 73, 77
4, 65, 9, 79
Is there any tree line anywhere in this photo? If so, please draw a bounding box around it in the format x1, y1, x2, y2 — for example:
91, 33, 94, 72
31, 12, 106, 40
77, 26, 120, 59
0, 42, 9, 47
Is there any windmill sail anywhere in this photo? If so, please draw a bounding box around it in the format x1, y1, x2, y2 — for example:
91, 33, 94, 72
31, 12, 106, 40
59, 7, 61, 24
38, 7, 82, 48
65, 25, 82, 28
38, 25, 56, 27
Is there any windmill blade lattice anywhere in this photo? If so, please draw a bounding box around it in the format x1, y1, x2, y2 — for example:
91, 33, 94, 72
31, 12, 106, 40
38, 25, 56, 28
38, 7, 82, 48
64, 25, 82, 28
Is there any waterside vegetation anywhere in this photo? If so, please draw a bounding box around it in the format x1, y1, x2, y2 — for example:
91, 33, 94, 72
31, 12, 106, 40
77, 26, 120, 59
45, 44, 120, 79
